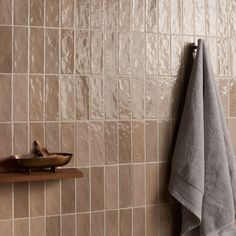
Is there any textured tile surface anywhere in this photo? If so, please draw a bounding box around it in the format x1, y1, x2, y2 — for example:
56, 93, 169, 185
0, 1, 235, 235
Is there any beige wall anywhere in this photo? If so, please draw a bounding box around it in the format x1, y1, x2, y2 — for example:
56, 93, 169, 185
0, 0, 235, 235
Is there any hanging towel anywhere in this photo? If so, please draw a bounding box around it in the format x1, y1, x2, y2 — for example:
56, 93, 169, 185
169, 39, 236, 236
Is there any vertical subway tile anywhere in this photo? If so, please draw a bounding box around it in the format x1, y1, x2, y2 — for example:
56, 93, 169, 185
119, 121, 131, 163
61, 29, 74, 74
30, 181, 45, 217
90, 76, 104, 119
46, 180, 60, 215
0, 220, 13, 236
229, 119, 236, 153
30, 123, 44, 145
159, 120, 171, 161
13, 27, 28, 73
106, 210, 118, 236
183, 0, 194, 35
133, 208, 145, 236
195, 0, 205, 35
14, 182, 29, 218
0, 124, 12, 156
91, 167, 104, 211
171, 35, 182, 76
133, 164, 145, 206
61, 123, 74, 165
145, 76, 158, 118
159, 0, 170, 33
14, 123, 28, 154
159, 205, 171, 236
206, 0, 217, 36
104, 32, 118, 74
230, 39, 236, 77
105, 121, 118, 165
14, 219, 29, 236
132, 77, 144, 119
0, 184, 12, 219
146, 206, 158, 236
218, 79, 228, 116
131, 32, 145, 75
171, 78, 183, 118
30, 217, 45, 236
62, 215, 76, 236
229, 1, 236, 37
76, 76, 89, 120
118, 77, 132, 118
146, 121, 158, 162
91, 31, 103, 74
120, 209, 132, 236
146, 33, 158, 75
76, 168, 90, 212
30, 0, 44, 26
77, 213, 90, 236
90, 121, 104, 166
132, 121, 144, 163
45, 75, 59, 121
159, 162, 171, 203
158, 78, 171, 119
217, 0, 228, 37
104, 76, 117, 119
90, 0, 103, 30
46, 216, 60, 236
119, 0, 131, 31
91, 212, 104, 236
45, 29, 59, 74
29, 75, 44, 121
159, 34, 170, 76
119, 165, 132, 208
0, 26, 12, 73
45, 123, 60, 151
60, 75, 75, 120
0, 75, 11, 121
0, 0, 12, 24
61, 0, 74, 28
105, 166, 118, 209
119, 32, 131, 74
230, 80, 236, 117
30, 28, 44, 73
171, 0, 182, 34
217, 38, 229, 76
75, 31, 90, 74
132, 0, 145, 32
104, 0, 118, 31
75, 0, 90, 29
14, 0, 28, 25
146, 0, 157, 33
76, 123, 89, 167
146, 164, 158, 205
61, 179, 75, 213
46, 0, 59, 27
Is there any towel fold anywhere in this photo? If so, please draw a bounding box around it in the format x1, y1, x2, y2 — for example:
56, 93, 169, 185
169, 39, 236, 236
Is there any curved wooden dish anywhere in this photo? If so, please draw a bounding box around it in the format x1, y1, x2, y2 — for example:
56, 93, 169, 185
12, 153, 72, 174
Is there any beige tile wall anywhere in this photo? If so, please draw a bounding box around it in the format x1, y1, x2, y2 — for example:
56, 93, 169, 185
0, 0, 235, 235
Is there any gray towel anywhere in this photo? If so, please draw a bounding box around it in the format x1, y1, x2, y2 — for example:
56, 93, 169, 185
169, 39, 236, 236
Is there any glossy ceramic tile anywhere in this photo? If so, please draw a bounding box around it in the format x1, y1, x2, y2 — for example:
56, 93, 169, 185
0, 75, 11, 121
13, 27, 28, 73
1, 0, 235, 235
46, 0, 59, 27
45, 29, 59, 74
0, 26, 12, 73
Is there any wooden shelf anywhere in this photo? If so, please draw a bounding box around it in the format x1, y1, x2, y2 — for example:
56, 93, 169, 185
0, 168, 83, 183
